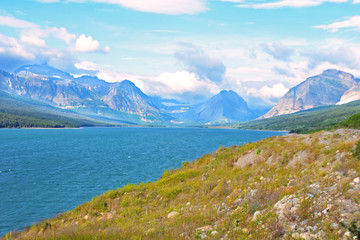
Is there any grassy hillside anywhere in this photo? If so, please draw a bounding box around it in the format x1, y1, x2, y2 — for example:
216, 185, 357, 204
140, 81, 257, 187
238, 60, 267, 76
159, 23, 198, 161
0, 91, 103, 128
6, 129, 360, 239
236, 100, 360, 133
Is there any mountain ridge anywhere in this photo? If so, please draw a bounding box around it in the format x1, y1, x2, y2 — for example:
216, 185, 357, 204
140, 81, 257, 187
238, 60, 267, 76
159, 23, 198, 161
262, 69, 358, 118
0, 65, 170, 124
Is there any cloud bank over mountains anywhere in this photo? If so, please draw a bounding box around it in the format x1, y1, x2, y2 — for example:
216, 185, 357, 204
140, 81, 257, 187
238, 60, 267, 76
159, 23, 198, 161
1, 0, 360, 107
0, 14, 109, 71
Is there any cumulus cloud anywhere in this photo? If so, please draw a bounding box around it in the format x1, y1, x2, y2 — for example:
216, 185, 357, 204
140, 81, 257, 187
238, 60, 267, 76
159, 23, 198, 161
75, 34, 100, 52
0, 15, 109, 72
49, 27, 77, 44
237, 0, 347, 9
174, 43, 226, 82
315, 16, 360, 32
75, 60, 219, 102
261, 42, 295, 61
36, 0, 207, 15
74, 34, 110, 53
260, 83, 289, 98
303, 46, 360, 69
246, 83, 288, 102
0, 15, 39, 28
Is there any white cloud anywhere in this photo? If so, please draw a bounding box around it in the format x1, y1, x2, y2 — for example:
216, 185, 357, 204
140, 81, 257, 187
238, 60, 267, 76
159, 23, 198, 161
315, 16, 360, 32
246, 83, 288, 99
49, 27, 77, 44
75, 60, 219, 102
0, 15, 39, 28
261, 42, 295, 61
154, 71, 219, 95
354, 0, 360, 3
174, 42, 226, 82
75, 34, 100, 52
0, 33, 35, 60
74, 60, 99, 71
37, 0, 207, 15
260, 83, 289, 98
74, 34, 110, 53
237, 0, 347, 9
20, 28, 48, 48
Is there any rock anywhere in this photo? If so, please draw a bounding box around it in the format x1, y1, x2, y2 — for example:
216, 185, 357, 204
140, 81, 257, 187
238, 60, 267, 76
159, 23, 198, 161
292, 233, 301, 238
200, 232, 207, 239
186, 202, 191, 206
196, 225, 213, 232
300, 232, 312, 240
252, 211, 261, 221
167, 211, 179, 219
344, 231, 351, 238
84, 215, 89, 220
211, 230, 218, 236
353, 177, 360, 184
331, 223, 339, 230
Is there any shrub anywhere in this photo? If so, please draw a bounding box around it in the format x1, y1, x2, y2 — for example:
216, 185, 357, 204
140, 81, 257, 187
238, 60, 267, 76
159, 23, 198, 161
353, 140, 360, 160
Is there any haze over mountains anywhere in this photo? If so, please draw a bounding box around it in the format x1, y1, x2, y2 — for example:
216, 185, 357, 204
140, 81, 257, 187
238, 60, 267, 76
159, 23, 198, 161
1, 64, 360, 125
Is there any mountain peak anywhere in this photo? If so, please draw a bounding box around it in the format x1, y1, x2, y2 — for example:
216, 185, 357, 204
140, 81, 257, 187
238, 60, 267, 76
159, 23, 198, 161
15, 64, 72, 79
262, 69, 358, 118
184, 90, 255, 123
120, 80, 136, 86
321, 69, 354, 79
219, 90, 235, 95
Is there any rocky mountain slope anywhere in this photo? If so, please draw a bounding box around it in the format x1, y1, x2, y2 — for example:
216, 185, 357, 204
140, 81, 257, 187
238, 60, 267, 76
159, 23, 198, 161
337, 83, 360, 105
7, 129, 360, 239
0, 65, 169, 124
182, 90, 256, 123
262, 69, 358, 118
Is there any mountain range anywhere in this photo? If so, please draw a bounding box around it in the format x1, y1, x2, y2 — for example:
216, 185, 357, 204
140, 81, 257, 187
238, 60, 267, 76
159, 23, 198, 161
1, 65, 360, 126
0, 65, 256, 125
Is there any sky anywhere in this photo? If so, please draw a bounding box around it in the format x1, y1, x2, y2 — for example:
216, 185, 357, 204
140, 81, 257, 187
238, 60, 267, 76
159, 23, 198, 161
1, 0, 360, 107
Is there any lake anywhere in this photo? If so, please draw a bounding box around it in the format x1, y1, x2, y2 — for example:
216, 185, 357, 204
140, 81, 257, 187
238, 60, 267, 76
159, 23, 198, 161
0, 127, 286, 235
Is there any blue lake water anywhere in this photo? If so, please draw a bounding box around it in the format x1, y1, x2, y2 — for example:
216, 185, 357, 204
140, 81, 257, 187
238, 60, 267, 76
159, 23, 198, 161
0, 127, 286, 235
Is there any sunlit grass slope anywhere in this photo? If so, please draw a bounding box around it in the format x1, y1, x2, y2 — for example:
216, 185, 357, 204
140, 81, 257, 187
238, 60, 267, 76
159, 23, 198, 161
5, 129, 360, 239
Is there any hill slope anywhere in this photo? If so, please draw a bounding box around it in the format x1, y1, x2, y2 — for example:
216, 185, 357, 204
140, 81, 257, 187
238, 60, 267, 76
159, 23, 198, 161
237, 100, 360, 133
0, 90, 101, 128
7, 129, 360, 239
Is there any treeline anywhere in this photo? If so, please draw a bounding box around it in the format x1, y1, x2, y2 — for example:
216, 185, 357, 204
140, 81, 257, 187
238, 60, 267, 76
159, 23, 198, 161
338, 112, 360, 129
0, 113, 79, 128
0, 90, 97, 128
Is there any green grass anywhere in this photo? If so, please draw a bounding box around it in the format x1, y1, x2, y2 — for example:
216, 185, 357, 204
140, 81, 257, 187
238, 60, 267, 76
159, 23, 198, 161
236, 100, 360, 133
6, 129, 360, 239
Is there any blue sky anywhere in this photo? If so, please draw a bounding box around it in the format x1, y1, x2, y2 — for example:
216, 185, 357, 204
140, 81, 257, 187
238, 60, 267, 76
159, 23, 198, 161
1, 0, 360, 106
